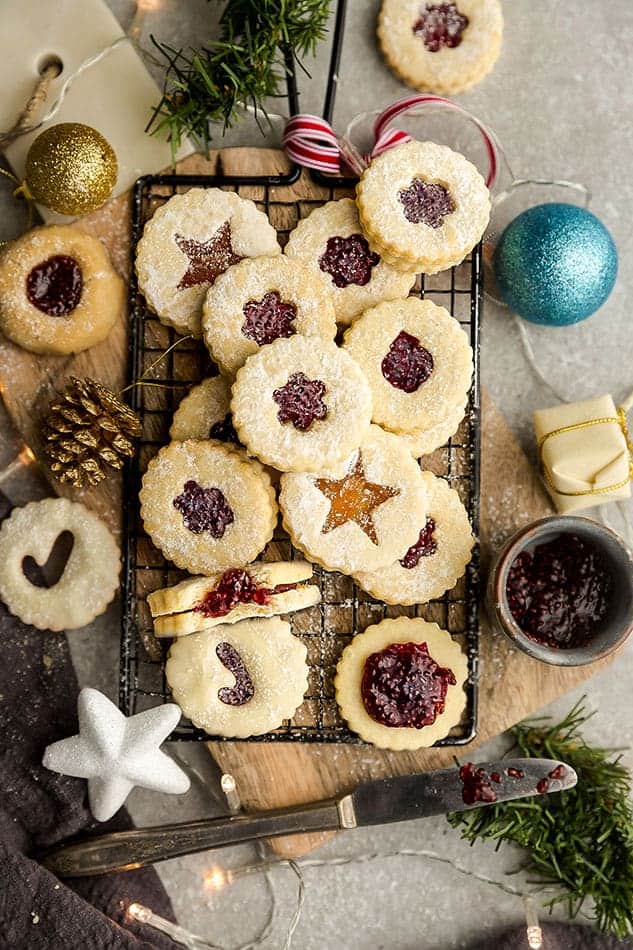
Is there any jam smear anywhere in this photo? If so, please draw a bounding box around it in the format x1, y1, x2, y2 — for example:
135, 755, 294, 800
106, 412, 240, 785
175, 221, 242, 290
400, 518, 437, 568
194, 567, 298, 619
381, 330, 434, 393
216, 642, 254, 706
506, 767, 524, 780
209, 412, 240, 446
361, 640, 456, 729
536, 777, 550, 795
459, 763, 498, 805
505, 533, 613, 649
241, 290, 297, 345
398, 179, 455, 228
26, 255, 83, 316
318, 233, 380, 288
173, 480, 234, 538
549, 764, 566, 781
316, 453, 400, 545
273, 371, 328, 431
413, 2, 469, 52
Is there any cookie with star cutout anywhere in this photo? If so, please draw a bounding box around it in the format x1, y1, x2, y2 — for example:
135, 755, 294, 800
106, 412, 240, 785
139, 440, 277, 575
378, 0, 503, 96
230, 335, 373, 474
355, 471, 474, 604
355, 140, 490, 274
279, 425, 426, 575
166, 616, 309, 737
136, 188, 280, 336
284, 198, 417, 326
202, 255, 337, 375
335, 617, 468, 749
342, 297, 473, 436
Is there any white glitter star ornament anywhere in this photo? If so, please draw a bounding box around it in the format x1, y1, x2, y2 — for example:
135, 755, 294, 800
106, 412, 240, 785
42, 688, 190, 821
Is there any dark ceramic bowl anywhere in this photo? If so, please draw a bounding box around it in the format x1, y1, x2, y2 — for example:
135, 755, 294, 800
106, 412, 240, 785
486, 515, 633, 666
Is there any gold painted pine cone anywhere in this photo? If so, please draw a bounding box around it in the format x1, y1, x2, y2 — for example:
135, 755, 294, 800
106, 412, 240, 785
45, 376, 142, 488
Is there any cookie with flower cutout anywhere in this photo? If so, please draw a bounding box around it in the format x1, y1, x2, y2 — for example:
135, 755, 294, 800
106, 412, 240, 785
0, 224, 124, 355
378, 0, 503, 96
148, 560, 321, 638
355, 471, 474, 604
284, 198, 417, 326
279, 425, 426, 575
231, 335, 373, 474
356, 141, 490, 274
136, 188, 280, 336
343, 297, 472, 436
170, 376, 241, 447
335, 617, 468, 749
202, 255, 337, 375
166, 616, 308, 737
139, 440, 277, 575
0, 498, 120, 631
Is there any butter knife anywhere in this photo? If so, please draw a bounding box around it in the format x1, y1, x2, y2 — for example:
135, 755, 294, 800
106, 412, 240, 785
41, 758, 576, 877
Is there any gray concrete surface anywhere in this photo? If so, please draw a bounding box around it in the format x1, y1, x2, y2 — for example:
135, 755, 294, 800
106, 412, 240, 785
1, 2, 632, 947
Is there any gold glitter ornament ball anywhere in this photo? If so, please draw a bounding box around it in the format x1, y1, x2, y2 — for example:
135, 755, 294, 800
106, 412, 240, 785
24, 123, 118, 216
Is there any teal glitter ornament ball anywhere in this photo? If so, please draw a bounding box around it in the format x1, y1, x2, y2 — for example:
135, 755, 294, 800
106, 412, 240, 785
493, 203, 617, 326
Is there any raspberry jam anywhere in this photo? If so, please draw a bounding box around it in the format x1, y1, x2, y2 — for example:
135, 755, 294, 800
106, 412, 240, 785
26, 255, 83, 316
549, 764, 566, 781
241, 290, 297, 345
361, 641, 456, 729
175, 221, 242, 290
172, 480, 234, 538
209, 412, 240, 446
505, 533, 613, 649
506, 767, 524, 779
318, 233, 380, 288
459, 763, 498, 805
412, 3, 469, 52
216, 642, 254, 706
398, 178, 455, 228
536, 777, 550, 795
400, 518, 437, 568
273, 371, 328, 430
381, 330, 434, 393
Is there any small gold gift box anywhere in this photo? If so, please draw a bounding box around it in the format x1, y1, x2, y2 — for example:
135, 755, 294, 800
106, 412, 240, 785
534, 394, 632, 514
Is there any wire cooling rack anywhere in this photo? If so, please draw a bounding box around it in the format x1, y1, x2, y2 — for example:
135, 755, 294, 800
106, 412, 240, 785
119, 2, 482, 744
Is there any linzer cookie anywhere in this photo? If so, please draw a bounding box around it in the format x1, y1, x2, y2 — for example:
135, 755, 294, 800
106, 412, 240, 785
355, 141, 490, 274
279, 425, 426, 575
355, 472, 474, 604
284, 198, 416, 325
0, 225, 124, 355
148, 560, 320, 637
334, 617, 468, 749
231, 335, 373, 473
343, 297, 472, 435
378, 0, 503, 96
170, 377, 240, 446
139, 440, 277, 575
398, 399, 468, 458
202, 255, 337, 375
166, 616, 308, 737
136, 188, 280, 336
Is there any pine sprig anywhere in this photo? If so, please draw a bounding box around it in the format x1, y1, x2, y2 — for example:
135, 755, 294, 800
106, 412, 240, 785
148, 0, 331, 157
448, 700, 633, 938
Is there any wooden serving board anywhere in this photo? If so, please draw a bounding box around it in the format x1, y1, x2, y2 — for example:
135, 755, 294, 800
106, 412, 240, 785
0, 147, 617, 859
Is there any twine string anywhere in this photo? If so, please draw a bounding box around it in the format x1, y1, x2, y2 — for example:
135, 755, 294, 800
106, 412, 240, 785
538, 414, 633, 498
0, 62, 62, 151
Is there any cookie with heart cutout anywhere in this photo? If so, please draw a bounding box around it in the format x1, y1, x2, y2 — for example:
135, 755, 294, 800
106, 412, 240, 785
355, 471, 474, 604
0, 498, 120, 631
148, 560, 321, 637
166, 616, 309, 737
335, 616, 468, 749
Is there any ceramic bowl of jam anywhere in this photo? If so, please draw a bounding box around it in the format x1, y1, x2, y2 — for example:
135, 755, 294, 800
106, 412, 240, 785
487, 516, 633, 666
